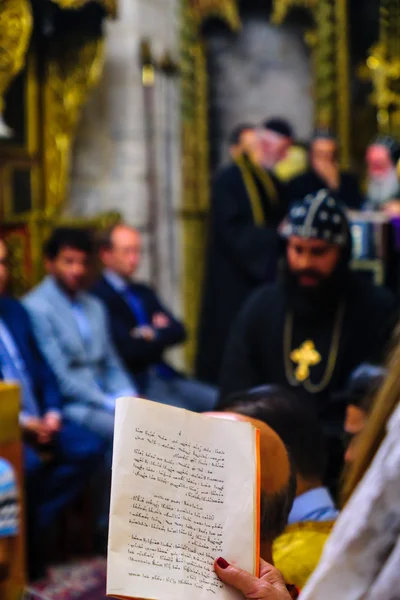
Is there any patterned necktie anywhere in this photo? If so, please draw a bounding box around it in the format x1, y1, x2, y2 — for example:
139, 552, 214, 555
0, 332, 40, 418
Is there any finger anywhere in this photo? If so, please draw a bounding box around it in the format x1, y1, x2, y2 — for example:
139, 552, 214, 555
259, 559, 287, 588
214, 558, 266, 598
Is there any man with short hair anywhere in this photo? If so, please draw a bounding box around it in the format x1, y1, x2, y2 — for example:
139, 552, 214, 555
196, 118, 293, 384
23, 228, 136, 441
92, 224, 217, 411
365, 136, 400, 214
219, 190, 397, 431
260, 118, 293, 170
206, 410, 296, 564
226, 385, 337, 589
289, 130, 363, 209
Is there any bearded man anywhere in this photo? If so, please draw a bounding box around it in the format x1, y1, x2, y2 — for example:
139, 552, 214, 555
218, 190, 397, 431
365, 136, 400, 214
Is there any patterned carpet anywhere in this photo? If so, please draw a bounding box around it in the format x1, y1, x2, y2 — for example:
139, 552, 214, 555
25, 558, 107, 600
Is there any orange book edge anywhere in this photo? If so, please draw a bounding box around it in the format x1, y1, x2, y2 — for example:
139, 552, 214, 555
108, 425, 261, 599
254, 426, 261, 578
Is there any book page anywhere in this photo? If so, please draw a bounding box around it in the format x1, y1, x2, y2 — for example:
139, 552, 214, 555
107, 397, 259, 600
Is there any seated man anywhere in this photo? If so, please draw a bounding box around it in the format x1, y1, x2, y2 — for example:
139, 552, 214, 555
225, 385, 337, 590
0, 458, 18, 583
92, 224, 217, 411
0, 238, 104, 568
289, 130, 363, 209
23, 228, 137, 442
364, 136, 400, 214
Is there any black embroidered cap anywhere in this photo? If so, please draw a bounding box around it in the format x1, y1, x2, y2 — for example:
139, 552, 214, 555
371, 135, 400, 165
281, 189, 349, 246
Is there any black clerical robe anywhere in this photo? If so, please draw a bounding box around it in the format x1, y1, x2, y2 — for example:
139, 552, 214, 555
218, 274, 397, 425
289, 169, 363, 210
196, 159, 287, 385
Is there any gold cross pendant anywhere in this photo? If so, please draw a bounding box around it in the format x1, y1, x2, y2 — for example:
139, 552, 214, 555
290, 340, 322, 383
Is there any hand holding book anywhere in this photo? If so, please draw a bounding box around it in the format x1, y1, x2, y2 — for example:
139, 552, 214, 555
107, 398, 260, 600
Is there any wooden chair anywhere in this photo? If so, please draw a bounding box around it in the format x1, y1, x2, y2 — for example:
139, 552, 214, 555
0, 383, 26, 600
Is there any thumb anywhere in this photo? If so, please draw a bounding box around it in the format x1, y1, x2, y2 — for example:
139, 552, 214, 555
214, 558, 263, 598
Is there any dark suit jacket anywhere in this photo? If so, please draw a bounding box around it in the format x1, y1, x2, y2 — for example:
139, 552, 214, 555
0, 296, 62, 415
91, 277, 186, 376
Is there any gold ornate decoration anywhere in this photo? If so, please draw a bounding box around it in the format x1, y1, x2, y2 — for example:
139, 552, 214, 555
284, 302, 345, 392
313, 0, 336, 129
43, 35, 105, 211
0, 0, 33, 116
49, 0, 117, 17
335, 0, 350, 168
366, 0, 400, 136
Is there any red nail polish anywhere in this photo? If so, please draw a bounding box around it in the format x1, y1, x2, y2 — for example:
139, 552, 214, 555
216, 557, 229, 569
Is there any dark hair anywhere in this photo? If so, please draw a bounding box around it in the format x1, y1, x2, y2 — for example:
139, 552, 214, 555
229, 123, 255, 146
44, 227, 94, 260
311, 128, 337, 143
260, 459, 296, 542
345, 364, 386, 415
263, 118, 293, 139
226, 385, 327, 482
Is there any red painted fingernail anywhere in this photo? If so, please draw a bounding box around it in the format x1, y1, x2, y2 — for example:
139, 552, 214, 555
216, 557, 229, 569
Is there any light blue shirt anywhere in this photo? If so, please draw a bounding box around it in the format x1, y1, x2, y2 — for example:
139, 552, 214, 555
70, 299, 92, 350
288, 487, 339, 525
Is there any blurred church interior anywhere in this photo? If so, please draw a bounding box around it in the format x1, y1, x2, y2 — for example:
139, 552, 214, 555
0, 0, 399, 596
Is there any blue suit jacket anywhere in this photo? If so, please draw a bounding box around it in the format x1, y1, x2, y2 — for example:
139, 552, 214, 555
0, 296, 61, 415
23, 277, 136, 409
92, 276, 186, 377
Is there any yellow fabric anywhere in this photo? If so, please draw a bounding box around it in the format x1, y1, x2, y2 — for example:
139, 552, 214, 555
273, 520, 335, 590
234, 156, 279, 226
275, 145, 308, 182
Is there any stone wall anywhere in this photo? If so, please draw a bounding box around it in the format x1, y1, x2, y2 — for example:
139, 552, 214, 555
69, 0, 181, 312
207, 12, 314, 170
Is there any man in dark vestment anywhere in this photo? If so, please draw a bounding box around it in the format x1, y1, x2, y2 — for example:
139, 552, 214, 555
289, 130, 363, 209
196, 119, 293, 385
218, 190, 397, 429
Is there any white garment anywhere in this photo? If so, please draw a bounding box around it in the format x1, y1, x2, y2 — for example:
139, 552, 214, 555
301, 402, 400, 600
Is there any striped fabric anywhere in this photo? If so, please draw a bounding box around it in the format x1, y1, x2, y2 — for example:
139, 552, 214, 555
0, 458, 18, 537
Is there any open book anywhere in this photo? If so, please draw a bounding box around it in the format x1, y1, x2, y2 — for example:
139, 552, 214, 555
107, 398, 260, 600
